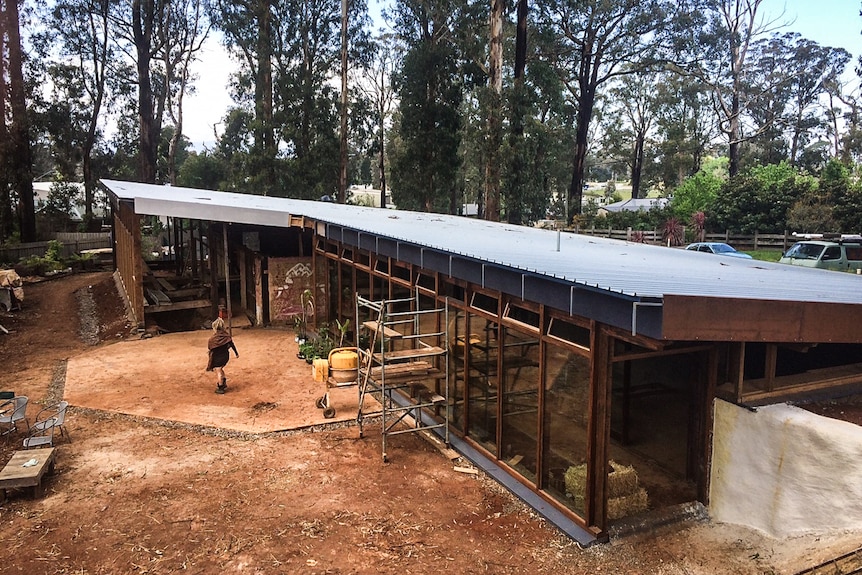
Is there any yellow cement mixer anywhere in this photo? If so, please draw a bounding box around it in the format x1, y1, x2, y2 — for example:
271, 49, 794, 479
314, 347, 359, 419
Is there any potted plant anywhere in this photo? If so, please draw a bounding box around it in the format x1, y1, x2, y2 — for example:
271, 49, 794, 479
335, 318, 350, 347
294, 316, 306, 345
298, 341, 314, 360
300, 289, 314, 338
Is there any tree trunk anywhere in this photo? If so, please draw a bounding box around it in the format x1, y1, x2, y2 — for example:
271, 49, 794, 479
133, 0, 157, 184
378, 91, 386, 208
505, 0, 528, 225
631, 131, 645, 199
483, 0, 503, 222
338, 0, 348, 203
0, 4, 12, 241
6, 0, 34, 240
255, 0, 274, 194
728, 91, 740, 177
568, 85, 595, 219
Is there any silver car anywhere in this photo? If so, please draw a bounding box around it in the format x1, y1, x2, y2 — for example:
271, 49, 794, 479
685, 242, 753, 259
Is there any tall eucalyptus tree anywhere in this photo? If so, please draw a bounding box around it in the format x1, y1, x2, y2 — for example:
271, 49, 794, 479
535, 0, 681, 217
160, 0, 210, 185
109, 0, 165, 184
358, 32, 398, 207
0, 0, 35, 240
213, 0, 371, 197
653, 73, 718, 188
686, 0, 784, 177
211, 0, 276, 193
45, 0, 113, 225
389, 0, 478, 213
601, 71, 660, 199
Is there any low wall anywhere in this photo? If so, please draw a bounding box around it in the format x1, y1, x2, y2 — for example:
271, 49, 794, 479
710, 399, 862, 537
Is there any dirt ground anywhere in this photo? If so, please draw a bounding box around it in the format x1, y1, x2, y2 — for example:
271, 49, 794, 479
0, 271, 861, 574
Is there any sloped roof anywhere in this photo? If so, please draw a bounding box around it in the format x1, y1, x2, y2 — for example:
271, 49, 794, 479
100, 179, 862, 343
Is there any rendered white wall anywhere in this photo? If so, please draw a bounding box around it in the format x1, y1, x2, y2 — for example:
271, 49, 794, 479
710, 399, 862, 537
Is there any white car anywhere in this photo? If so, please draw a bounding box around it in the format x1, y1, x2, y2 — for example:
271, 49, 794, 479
685, 242, 752, 259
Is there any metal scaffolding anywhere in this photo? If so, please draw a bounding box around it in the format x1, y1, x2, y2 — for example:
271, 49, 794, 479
356, 292, 450, 461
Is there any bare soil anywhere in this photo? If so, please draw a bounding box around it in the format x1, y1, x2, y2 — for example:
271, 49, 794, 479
0, 271, 859, 574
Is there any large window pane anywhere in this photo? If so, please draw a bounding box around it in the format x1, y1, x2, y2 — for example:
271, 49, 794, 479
466, 313, 499, 452
542, 346, 591, 517
448, 308, 467, 431
500, 325, 540, 481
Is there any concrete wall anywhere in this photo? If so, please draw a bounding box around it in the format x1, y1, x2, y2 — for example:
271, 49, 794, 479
710, 399, 862, 537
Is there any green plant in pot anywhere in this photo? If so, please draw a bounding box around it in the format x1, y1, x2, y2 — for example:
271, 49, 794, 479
297, 341, 314, 360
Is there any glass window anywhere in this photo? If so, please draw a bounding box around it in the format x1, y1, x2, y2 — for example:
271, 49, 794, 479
448, 308, 468, 431
500, 325, 540, 482
542, 345, 590, 517
441, 279, 466, 303
392, 262, 411, 284
417, 271, 435, 292
354, 249, 371, 269
374, 257, 389, 275
845, 246, 862, 261
503, 302, 540, 330
470, 291, 499, 315
466, 312, 500, 453
822, 246, 841, 260
339, 262, 355, 324
548, 317, 591, 350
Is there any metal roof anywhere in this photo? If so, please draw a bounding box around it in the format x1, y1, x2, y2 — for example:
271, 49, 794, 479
101, 179, 862, 306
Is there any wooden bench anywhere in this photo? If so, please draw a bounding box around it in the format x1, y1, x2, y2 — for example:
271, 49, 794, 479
0, 447, 56, 502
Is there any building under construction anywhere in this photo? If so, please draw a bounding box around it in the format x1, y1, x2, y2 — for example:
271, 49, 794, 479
100, 179, 862, 544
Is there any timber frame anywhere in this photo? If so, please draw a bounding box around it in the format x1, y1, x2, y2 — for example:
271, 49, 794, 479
102, 180, 862, 545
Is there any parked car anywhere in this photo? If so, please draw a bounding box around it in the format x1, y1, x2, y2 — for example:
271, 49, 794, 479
684, 242, 753, 259
779, 239, 862, 272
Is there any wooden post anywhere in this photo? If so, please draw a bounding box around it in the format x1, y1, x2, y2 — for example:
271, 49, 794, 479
223, 223, 232, 334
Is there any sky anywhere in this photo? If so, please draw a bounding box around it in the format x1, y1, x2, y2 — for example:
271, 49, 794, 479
180, 0, 862, 149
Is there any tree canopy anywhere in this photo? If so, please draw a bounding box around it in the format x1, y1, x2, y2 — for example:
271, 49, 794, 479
1, 0, 860, 241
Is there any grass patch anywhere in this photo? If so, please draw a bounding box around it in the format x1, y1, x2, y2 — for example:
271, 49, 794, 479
746, 250, 783, 262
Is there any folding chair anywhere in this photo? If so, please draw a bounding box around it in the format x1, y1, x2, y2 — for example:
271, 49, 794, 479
22, 420, 56, 449
30, 401, 70, 442
0, 396, 28, 435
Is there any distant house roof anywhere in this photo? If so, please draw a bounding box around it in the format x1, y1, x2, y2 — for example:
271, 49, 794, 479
600, 197, 669, 213
100, 179, 862, 343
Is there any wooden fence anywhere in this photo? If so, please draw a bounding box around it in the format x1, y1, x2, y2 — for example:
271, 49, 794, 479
574, 227, 794, 251
0, 232, 112, 264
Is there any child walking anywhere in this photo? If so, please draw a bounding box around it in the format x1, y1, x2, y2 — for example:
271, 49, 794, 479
206, 318, 239, 394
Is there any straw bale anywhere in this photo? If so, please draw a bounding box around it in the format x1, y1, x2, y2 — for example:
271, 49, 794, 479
607, 460, 640, 498
607, 488, 649, 520
564, 464, 588, 500
564, 460, 643, 500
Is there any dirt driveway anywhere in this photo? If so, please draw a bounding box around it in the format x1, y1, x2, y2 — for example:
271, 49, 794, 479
0, 271, 859, 574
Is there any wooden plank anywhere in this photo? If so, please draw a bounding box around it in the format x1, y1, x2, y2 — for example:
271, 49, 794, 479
372, 346, 445, 363
145, 288, 171, 305
144, 299, 211, 314
361, 363, 445, 384
168, 288, 206, 299
156, 278, 176, 291
664, 295, 862, 343
362, 320, 402, 340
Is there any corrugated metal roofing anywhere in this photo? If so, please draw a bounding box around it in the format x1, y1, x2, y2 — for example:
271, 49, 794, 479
101, 179, 862, 306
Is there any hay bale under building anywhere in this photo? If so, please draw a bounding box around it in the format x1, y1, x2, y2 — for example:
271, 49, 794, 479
564, 461, 649, 520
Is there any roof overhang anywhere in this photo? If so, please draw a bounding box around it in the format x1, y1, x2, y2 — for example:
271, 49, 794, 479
100, 179, 862, 345
663, 295, 862, 343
